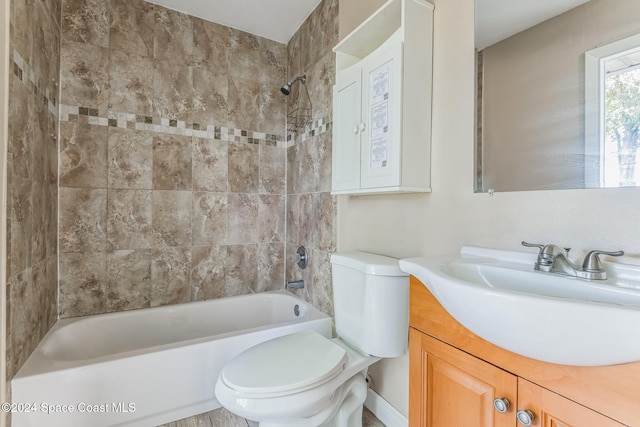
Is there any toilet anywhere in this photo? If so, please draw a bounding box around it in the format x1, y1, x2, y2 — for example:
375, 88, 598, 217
214, 251, 409, 427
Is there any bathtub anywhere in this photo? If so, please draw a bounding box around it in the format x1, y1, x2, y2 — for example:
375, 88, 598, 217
11, 291, 332, 427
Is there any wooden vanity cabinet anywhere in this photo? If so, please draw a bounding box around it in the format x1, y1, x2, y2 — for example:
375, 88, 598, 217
517, 379, 624, 427
410, 329, 516, 427
409, 276, 637, 427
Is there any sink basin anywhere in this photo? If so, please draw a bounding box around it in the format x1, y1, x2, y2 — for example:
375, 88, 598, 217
399, 246, 640, 366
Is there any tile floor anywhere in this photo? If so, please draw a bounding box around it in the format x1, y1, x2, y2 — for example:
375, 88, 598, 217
159, 406, 386, 427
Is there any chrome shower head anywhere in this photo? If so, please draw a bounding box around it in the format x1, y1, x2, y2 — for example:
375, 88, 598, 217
281, 75, 306, 96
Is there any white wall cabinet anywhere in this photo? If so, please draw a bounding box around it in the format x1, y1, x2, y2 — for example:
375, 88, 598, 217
332, 0, 433, 195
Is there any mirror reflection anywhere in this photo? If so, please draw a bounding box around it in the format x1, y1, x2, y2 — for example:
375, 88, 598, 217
475, 0, 640, 192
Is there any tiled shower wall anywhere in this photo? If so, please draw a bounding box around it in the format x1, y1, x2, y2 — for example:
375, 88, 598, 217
285, 0, 338, 317
57, 0, 288, 317
160, 0, 340, 424
5, 0, 338, 422
6, 0, 60, 389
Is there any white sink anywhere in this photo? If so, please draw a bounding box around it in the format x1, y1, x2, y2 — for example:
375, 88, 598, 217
400, 246, 640, 366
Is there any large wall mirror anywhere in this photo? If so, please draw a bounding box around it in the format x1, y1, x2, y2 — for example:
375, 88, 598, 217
475, 0, 640, 192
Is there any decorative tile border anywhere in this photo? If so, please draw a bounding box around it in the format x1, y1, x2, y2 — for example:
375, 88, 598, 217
288, 115, 333, 145
12, 43, 332, 149
12, 49, 58, 117
60, 104, 286, 147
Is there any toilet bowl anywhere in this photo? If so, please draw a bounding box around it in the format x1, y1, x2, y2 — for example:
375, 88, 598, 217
214, 252, 409, 427
215, 331, 379, 426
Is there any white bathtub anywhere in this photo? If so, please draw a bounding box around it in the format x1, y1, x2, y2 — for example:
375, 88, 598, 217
11, 291, 332, 427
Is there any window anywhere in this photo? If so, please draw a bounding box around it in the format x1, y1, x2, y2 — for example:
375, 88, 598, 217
585, 34, 640, 187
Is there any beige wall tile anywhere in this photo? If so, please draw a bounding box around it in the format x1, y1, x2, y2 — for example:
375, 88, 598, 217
190, 245, 226, 300
152, 59, 194, 120
258, 194, 285, 243
192, 18, 228, 71
227, 193, 258, 244
59, 120, 109, 188
225, 244, 256, 296
108, 49, 154, 116
150, 246, 191, 306
152, 190, 192, 247
152, 134, 192, 191
60, 40, 109, 112
10, 0, 34, 63
105, 249, 152, 311
192, 64, 227, 126
259, 144, 286, 195
33, 1, 61, 90
227, 141, 258, 193
6, 269, 34, 379
8, 175, 32, 277
107, 127, 153, 189
6, 0, 60, 382
256, 242, 284, 292
30, 180, 46, 264
8, 80, 34, 180
109, 0, 154, 57
192, 137, 227, 192
62, 0, 110, 48
192, 192, 226, 246
59, 251, 107, 317
153, 7, 193, 62
107, 189, 153, 250
59, 187, 107, 253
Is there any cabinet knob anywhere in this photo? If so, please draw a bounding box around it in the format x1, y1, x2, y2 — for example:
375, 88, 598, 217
352, 126, 359, 134
516, 409, 536, 426
492, 397, 510, 413
359, 123, 366, 132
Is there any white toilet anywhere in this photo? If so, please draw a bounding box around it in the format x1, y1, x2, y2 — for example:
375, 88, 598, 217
214, 251, 409, 427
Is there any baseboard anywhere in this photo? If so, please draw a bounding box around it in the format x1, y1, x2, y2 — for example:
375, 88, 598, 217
364, 389, 408, 427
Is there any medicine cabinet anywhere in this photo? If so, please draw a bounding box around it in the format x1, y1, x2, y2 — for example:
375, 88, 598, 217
332, 0, 434, 195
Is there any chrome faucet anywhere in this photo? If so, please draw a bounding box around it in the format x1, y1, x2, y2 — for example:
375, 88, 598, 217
522, 241, 623, 280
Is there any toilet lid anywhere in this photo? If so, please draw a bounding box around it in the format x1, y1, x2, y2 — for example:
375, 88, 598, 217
220, 330, 347, 397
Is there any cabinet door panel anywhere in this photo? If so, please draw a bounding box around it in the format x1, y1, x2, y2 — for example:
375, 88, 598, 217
428, 355, 501, 426
517, 379, 625, 427
410, 328, 517, 427
360, 41, 403, 189
332, 65, 362, 191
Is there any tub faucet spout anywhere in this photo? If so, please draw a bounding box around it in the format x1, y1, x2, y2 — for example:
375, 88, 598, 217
286, 280, 305, 290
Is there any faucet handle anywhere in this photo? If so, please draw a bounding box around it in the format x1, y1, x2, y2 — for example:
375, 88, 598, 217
521, 241, 545, 252
582, 250, 624, 272
522, 241, 570, 256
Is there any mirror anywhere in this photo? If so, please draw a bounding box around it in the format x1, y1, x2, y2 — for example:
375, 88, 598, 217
475, 0, 640, 192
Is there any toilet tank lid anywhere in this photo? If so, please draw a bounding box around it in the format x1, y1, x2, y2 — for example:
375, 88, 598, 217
331, 251, 408, 277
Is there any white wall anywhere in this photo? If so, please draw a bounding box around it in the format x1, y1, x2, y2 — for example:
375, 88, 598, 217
337, 0, 640, 417
1, 0, 9, 421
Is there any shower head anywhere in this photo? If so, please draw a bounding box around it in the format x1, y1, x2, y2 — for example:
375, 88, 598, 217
281, 75, 306, 96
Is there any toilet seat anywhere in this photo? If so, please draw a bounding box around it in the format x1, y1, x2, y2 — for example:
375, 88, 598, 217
219, 330, 347, 398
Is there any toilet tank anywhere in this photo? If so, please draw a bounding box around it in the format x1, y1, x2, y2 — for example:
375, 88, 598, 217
330, 251, 409, 358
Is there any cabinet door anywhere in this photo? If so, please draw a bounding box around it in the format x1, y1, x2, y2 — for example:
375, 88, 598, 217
516, 379, 625, 427
409, 328, 517, 427
332, 65, 362, 192
360, 41, 403, 189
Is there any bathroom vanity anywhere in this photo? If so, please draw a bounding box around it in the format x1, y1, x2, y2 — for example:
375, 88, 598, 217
409, 277, 640, 426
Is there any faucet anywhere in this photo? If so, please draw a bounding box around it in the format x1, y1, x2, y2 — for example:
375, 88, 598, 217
522, 241, 623, 280
285, 280, 305, 290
